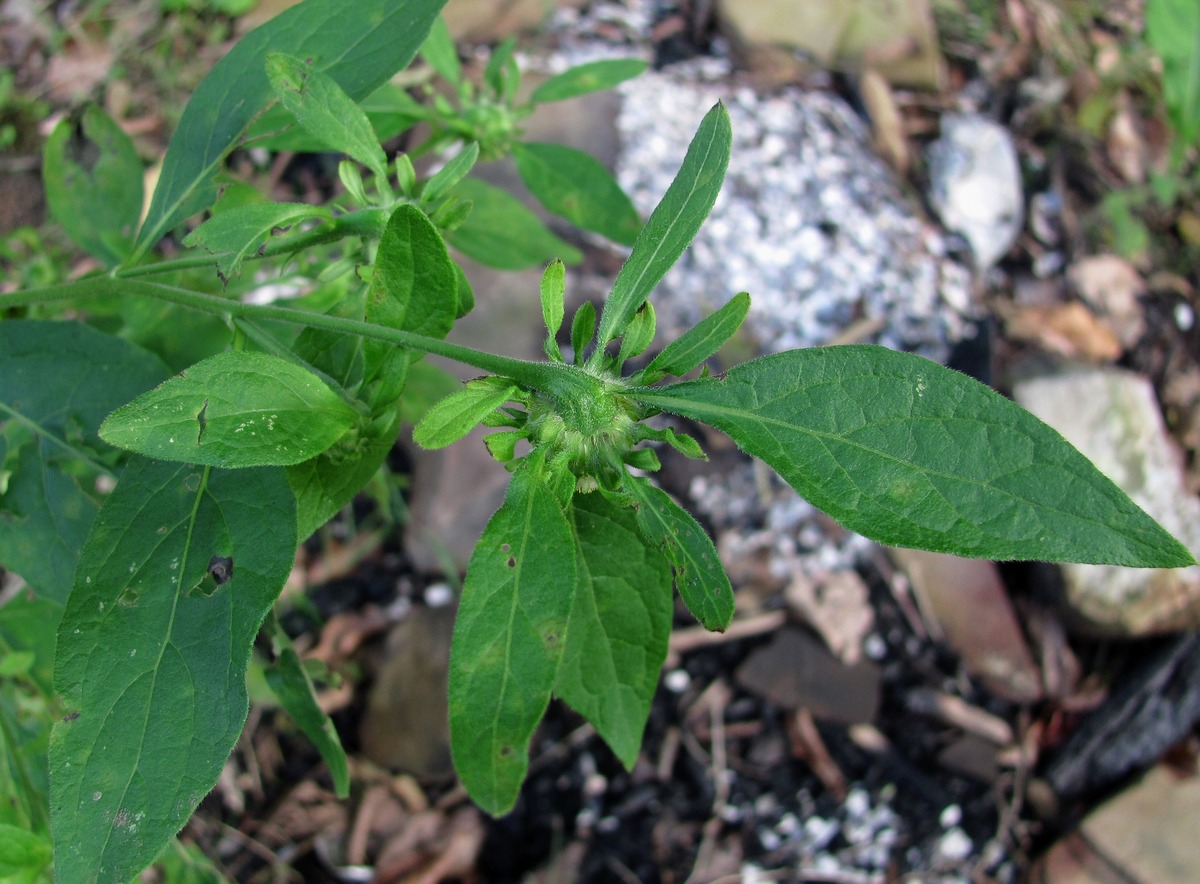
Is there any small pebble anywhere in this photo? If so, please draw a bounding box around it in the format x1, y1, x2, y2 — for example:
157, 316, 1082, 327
663, 669, 690, 693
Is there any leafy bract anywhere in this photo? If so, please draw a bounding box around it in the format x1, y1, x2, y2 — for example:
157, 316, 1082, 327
448, 466, 575, 815
50, 459, 296, 881
529, 59, 648, 104
448, 178, 582, 269
639, 346, 1197, 567
594, 102, 731, 351
414, 378, 519, 449
182, 202, 332, 280
100, 351, 358, 468
540, 259, 566, 360
421, 142, 480, 205
643, 291, 750, 380
622, 478, 735, 631
42, 106, 143, 267
512, 142, 641, 246
0, 321, 169, 603
266, 52, 389, 181
136, 0, 446, 257
555, 492, 672, 768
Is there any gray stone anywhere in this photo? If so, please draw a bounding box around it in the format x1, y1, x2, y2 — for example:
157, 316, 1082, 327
1013, 365, 1200, 635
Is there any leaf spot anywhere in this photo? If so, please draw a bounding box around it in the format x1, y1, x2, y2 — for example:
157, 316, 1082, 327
118, 587, 140, 607
63, 711, 80, 722
92, 791, 102, 801
507, 556, 517, 568
208, 555, 234, 585
196, 399, 208, 445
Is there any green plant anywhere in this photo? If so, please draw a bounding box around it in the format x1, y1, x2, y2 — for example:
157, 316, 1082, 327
0, 0, 1194, 879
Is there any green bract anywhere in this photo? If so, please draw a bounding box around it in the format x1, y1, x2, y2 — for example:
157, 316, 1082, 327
0, 0, 1193, 876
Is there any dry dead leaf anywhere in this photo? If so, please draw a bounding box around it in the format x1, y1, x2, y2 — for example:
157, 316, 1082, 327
1067, 253, 1146, 348
1003, 301, 1124, 361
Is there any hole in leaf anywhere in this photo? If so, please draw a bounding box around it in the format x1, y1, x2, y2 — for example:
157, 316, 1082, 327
208, 555, 234, 585
118, 587, 140, 607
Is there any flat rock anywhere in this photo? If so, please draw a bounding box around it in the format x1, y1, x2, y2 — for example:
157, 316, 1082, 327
442, 0, 587, 43
1013, 365, 1200, 635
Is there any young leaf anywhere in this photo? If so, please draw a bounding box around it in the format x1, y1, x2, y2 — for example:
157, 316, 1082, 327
419, 13, 461, 84
448, 467, 576, 815
448, 178, 582, 269
100, 351, 358, 468
593, 102, 731, 352
266, 52, 390, 181
616, 301, 656, 367
570, 300, 596, 365
421, 142, 480, 205
136, 0, 446, 256
0, 321, 169, 603
622, 478, 735, 631
50, 459, 296, 882
529, 58, 648, 104
639, 346, 1198, 568
484, 37, 519, 100
265, 619, 349, 798
554, 492, 673, 768
512, 141, 642, 246
182, 202, 332, 280
540, 259, 566, 360
42, 106, 143, 267
642, 291, 750, 380
413, 378, 519, 449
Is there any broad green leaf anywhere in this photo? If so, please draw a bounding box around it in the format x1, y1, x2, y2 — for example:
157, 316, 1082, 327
643, 291, 750, 380
448, 178, 582, 269
540, 259, 565, 360
414, 378, 519, 449
1146, 0, 1200, 148
639, 346, 1198, 567
0, 824, 52, 880
136, 0, 446, 257
50, 458, 296, 881
100, 351, 358, 468
0, 321, 169, 603
448, 467, 575, 815
616, 301, 656, 366
244, 82, 428, 152
555, 492, 672, 768
422, 142, 480, 205
42, 106, 142, 267
529, 59, 648, 104
513, 142, 641, 246
265, 621, 349, 798
420, 14, 461, 84
266, 52, 389, 181
622, 478, 734, 631
570, 300, 596, 364
594, 102, 731, 351
182, 202, 332, 280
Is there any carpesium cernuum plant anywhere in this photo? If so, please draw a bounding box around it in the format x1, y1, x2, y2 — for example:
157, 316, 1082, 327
0, 0, 1193, 879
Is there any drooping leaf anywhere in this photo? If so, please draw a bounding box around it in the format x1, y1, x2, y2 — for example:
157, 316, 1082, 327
529, 59, 648, 104
643, 291, 750, 380
621, 477, 734, 631
0, 321, 170, 603
540, 259, 566, 360
42, 106, 143, 267
448, 178, 582, 269
448, 467, 575, 815
594, 102, 731, 351
413, 378, 519, 449
100, 351, 358, 468
136, 0, 446, 257
1146, 0, 1200, 148
639, 346, 1197, 567
182, 202, 332, 280
555, 492, 672, 768
513, 141, 641, 246
266, 52, 389, 180
50, 459, 296, 881
265, 619, 349, 797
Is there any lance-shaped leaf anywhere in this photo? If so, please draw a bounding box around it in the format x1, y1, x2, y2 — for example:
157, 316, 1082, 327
50, 459, 296, 881
419, 13, 461, 84
622, 477, 735, 631
448, 467, 575, 815
100, 351, 358, 468
136, 0, 446, 256
512, 142, 641, 246
414, 378, 519, 449
0, 321, 169, 603
571, 300, 596, 365
540, 259, 566, 360
639, 346, 1197, 567
266, 52, 389, 181
555, 492, 672, 767
182, 202, 332, 280
642, 291, 750, 381
448, 178, 582, 269
529, 59, 648, 104
43, 106, 143, 267
421, 142, 479, 205
594, 102, 731, 351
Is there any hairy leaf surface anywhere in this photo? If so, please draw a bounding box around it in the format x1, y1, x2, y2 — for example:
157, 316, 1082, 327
643, 291, 749, 380
50, 459, 295, 881
182, 202, 332, 280
640, 346, 1196, 567
414, 379, 519, 449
